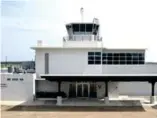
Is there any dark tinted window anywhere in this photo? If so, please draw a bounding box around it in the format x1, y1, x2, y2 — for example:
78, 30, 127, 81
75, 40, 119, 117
86, 24, 92, 32
88, 52, 94, 55
107, 53, 112, 57
88, 52, 101, 65
89, 52, 145, 65
88, 56, 94, 60
120, 56, 125, 60
80, 24, 85, 32
102, 53, 106, 57
102, 52, 145, 65
120, 53, 125, 57
113, 60, 119, 64
88, 61, 94, 64
73, 24, 79, 32
107, 61, 112, 64
95, 56, 101, 60
95, 52, 101, 56
95, 61, 101, 64
107, 56, 112, 61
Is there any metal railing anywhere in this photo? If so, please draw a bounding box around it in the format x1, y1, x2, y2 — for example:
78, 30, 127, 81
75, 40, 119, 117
63, 35, 102, 42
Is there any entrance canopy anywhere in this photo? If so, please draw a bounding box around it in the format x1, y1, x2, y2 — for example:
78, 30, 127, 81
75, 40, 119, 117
40, 74, 157, 82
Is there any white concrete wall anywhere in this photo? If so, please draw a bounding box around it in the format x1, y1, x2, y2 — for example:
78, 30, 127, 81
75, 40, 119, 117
35, 48, 157, 75
34, 48, 157, 97
63, 40, 103, 48
96, 82, 105, 98
35, 48, 102, 75
102, 65, 157, 74
96, 82, 119, 99
1, 73, 34, 101
119, 82, 157, 96
108, 82, 119, 98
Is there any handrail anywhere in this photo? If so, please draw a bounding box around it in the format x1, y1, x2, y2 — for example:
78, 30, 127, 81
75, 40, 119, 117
63, 35, 102, 42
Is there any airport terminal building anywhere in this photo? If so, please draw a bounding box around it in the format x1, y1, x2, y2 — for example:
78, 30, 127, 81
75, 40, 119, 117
31, 18, 157, 105
1, 16, 157, 106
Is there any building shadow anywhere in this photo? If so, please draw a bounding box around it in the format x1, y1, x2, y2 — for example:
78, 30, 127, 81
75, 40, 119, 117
3, 100, 146, 112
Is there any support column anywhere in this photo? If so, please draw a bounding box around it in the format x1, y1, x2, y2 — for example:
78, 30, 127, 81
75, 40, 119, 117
58, 81, 61, 92
105, 81, 109, 104
150, 81, 155, 104
57, 81, 62, 106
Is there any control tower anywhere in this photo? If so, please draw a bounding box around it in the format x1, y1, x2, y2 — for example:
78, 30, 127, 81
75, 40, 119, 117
63, 8, 103, 47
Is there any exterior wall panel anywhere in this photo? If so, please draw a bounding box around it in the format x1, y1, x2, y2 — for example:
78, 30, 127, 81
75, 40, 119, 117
119, 82, 157, 96
102, 65, 157, 74
1, 73, 34, 101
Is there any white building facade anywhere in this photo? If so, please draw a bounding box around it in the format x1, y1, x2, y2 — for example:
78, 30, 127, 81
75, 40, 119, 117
1, 17, 157, 105
32, 21, 157, 104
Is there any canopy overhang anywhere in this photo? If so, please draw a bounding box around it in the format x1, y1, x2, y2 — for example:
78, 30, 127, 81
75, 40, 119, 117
40, 74, 157, 82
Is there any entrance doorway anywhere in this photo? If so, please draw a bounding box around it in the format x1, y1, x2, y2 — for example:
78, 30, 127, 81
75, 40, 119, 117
69, 82, 97, 98
77, 82, 89, 97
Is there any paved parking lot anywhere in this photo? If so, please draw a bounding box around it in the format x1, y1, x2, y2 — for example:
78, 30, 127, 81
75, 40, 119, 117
1, 105, 157, 118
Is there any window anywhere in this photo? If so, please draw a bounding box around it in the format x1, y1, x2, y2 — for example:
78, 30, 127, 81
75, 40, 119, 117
45, 53, 49, 74
73, 24, 79, 32
86, 24, 93, 32
7, 78, 11, 81
12, 78, 18, 81
88, 52, 101, 65
102, 52, 145, 65
80, 24, 85, 32
20, 78, 24, 81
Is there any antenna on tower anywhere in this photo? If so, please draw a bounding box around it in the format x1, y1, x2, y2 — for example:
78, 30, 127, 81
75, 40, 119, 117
80, 7, 84, 22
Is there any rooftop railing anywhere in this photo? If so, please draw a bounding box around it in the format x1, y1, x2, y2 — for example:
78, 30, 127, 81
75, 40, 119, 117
63, 35, 102, 42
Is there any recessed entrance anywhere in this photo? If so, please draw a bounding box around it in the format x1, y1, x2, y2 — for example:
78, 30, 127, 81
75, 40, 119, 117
69, 82, 97, 98
77, 82, 89, 97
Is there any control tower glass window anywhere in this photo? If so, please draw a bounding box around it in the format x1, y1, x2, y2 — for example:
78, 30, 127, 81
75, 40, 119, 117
86, 24, 93, 32
80, 24, 85, 32
71, 23, 99, 35
73, 24, 79, 32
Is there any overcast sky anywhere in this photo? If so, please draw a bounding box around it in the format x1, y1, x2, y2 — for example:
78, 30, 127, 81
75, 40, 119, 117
1, 0, 157, 62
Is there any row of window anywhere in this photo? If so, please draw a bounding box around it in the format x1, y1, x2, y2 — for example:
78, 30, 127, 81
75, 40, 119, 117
88, 52, 145, 65
7, 78, 24, 81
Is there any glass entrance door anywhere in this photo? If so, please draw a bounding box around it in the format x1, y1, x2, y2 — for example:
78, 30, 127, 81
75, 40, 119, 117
83, 84, 89, 97
76, 83, 89, 97
77, 84, 82, 97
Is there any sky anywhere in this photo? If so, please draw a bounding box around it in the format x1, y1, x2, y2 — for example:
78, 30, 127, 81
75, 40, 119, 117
1, 0, 157, 62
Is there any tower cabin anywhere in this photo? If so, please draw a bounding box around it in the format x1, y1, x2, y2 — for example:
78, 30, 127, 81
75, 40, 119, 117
63, 21, 103, 47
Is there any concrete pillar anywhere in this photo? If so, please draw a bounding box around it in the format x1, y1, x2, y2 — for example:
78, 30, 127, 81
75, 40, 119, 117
58, 81, 61, 92
150, 82, 155, 104
105, 97, 109, 104
105, 81, 109, 104
150, 96, 156, 104
56, 96, 62, 106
